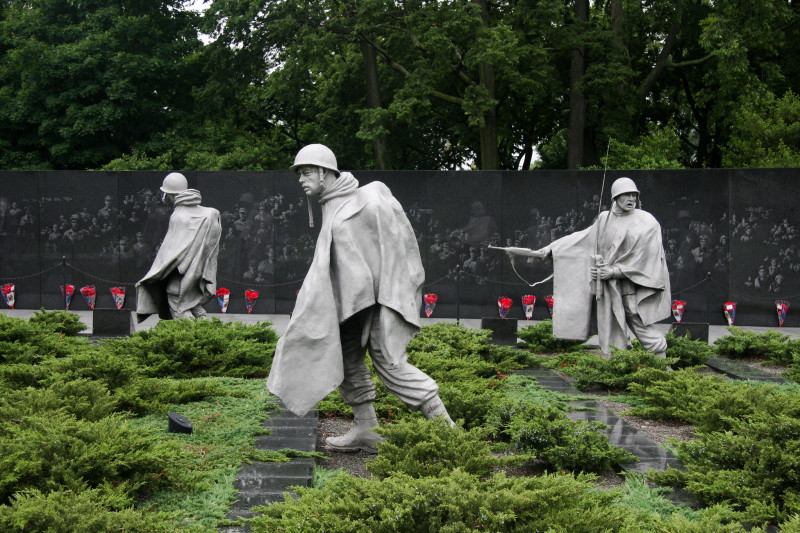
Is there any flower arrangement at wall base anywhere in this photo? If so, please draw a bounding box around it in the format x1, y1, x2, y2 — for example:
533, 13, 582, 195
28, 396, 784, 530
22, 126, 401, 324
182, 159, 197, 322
424, 293, 437, 318
79, 285, 96, 309
111, 287, 126, 309
1, 283, 14, 309
671, 300, 686, 322
522, 295, 536, 320
776, 299, 789, 327
60, 284, 75, 310
497, 297, 512, 319
216, 287, 230, 313
545, 295, 554, 317
723, 301, 736, 326
245, 289, 259, 314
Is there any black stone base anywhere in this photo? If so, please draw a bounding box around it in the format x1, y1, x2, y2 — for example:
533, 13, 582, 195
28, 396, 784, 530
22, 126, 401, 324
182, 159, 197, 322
669, 322, 709, 343
480, 317, 518, 346
93, 308, 135, 337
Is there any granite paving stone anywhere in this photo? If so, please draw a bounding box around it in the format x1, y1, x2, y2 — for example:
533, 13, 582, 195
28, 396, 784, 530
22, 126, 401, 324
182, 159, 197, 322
706, 357, 786, 383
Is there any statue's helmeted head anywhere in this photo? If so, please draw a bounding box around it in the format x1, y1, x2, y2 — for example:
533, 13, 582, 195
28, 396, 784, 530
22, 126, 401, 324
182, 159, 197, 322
610, 177, 639, 200
160, 172, 188, 194
610, 177, 640, 213
292, 144, 340, 228
290, 144, 339, 177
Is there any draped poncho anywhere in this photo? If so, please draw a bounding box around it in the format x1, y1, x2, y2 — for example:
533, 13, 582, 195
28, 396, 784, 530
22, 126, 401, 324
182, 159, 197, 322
545, 207, 671, 353
136, 190, 221, 321
267, 174, 424, 416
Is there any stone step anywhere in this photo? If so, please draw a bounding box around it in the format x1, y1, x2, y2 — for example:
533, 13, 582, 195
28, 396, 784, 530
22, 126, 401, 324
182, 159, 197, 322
221, 404, 318, 531
230, 488, 293, 508
257, 425, 316, 441
254, 435, 316, 452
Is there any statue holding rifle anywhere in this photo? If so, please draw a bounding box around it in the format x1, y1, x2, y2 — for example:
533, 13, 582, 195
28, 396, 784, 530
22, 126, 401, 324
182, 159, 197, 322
500, 177, 671, 356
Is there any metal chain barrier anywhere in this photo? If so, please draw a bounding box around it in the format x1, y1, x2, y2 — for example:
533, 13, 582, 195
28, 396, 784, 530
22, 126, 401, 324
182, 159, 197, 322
0, 263, 61, 280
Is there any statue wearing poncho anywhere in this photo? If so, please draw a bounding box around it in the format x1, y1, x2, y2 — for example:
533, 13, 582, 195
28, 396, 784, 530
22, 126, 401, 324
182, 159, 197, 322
267, 144, 453, 452
507, 178, 671, 355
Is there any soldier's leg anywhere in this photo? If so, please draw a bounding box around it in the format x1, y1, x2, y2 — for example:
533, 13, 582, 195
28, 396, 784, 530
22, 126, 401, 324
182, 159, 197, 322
325, 308, 382, 452
166, 274, 207, 319
366, 311, 454, 426
623, 294, 668, 356
165, 273, 191, 319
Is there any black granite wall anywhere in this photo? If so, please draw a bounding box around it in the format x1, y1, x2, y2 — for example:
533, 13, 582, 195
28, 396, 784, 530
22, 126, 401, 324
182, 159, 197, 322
1, 169, 797, 327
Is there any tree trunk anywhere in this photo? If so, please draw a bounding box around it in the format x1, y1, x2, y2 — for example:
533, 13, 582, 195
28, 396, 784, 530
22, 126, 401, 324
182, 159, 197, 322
474, 0, 499, 170
567, 0, 589, 169
478, 62, 499, 170
360, 40, 390, 169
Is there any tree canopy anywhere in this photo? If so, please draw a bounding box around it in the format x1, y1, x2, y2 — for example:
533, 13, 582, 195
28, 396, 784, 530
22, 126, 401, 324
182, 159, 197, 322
1, 0, 799, 171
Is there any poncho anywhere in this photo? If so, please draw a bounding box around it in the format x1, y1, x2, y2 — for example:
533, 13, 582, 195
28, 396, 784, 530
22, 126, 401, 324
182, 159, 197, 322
136, 190, 221, 321
267, 174, 424, 416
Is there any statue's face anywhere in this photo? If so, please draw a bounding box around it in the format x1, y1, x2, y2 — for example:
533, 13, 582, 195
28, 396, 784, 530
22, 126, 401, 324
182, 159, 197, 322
615, 192, 637, 213
298, 166, 323, 196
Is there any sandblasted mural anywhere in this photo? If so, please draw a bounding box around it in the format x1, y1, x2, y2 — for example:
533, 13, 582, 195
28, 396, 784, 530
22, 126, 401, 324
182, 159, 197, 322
0, 168, 796, 326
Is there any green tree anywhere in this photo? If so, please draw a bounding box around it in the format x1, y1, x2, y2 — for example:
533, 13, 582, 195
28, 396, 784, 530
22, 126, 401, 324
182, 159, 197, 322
723, 90, 800, 167
0, 0, 203, 169
196, 0, 567, 170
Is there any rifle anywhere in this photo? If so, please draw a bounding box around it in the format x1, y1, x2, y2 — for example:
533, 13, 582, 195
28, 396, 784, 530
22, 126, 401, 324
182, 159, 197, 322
593, 140, 611, 299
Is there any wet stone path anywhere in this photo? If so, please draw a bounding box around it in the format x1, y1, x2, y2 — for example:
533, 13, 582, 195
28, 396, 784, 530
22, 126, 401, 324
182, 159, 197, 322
515, 367, 684, 474
221, 403, 317, 533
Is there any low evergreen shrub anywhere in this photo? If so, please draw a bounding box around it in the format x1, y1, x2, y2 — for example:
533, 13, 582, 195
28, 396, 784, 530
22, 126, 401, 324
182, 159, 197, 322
0, 411, 187, 505
562, 345, 674, 390
518, 320, 586, 353
650, 412, 800, 524
665, 331, 715, 369
406, 322, 493, 359
714, 326, 800, 365
250, 469, 634, 532
42, 346, 139, 391
436, 380, 502, 429
101, 318, 278, 378
115, 377, 239, 414
0, 487, 179, 533
0, 379, 116, 422
0, 312, 90, 364
367, 417, 499, 479
28, 308, 87, 336
486, 400, 636, 473
627, 371, 800, 433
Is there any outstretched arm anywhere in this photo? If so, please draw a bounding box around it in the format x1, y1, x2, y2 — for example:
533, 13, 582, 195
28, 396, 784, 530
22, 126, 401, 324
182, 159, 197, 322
488, 245, 549, 259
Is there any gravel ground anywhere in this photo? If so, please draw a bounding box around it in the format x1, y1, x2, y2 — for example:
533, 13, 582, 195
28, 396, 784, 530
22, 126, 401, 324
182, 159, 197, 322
736, 358, 789, 377
315, 415, 375, 479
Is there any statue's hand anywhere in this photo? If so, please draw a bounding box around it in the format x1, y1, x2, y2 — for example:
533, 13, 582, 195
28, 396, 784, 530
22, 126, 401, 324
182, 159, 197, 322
590, 264, 615, 280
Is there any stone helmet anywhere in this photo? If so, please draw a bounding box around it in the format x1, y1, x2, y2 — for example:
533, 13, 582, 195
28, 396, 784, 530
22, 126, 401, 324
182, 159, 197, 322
610, 177, 639, 200
160, 172, 188, 194
290, 144, 339, 176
